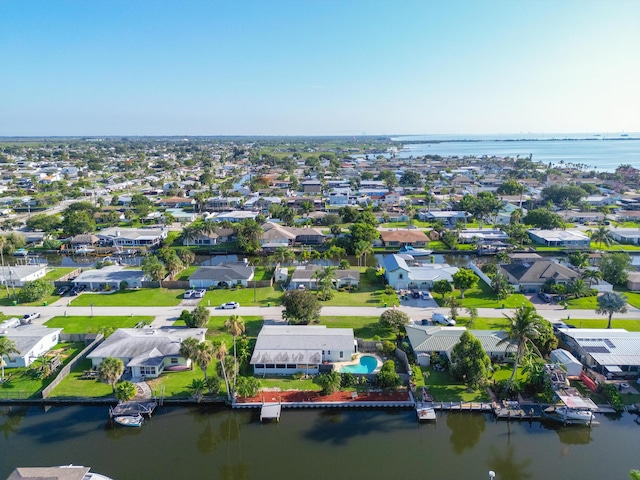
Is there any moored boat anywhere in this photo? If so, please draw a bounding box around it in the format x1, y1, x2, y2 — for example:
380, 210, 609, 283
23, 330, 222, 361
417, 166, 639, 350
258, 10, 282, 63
545, 406, 595, 425
398, 245, 433, 257
113, 414, 144, 427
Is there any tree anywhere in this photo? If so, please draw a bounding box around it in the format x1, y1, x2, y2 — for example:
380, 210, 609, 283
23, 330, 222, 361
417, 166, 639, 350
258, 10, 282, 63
213, 339, 231, 401
15, 277, 51, 302
234, 219, 263, 254
379, 309, 410, 333
441, 229, 460, 249
115, 381, 137, 401
588, 225, 611, 247
399, 170, 422, 187
194, 341, 215, 380
26, 213, 61, 233
600, 252, 632, 286
190, 306, 210, 328
465, 307, 478, 329
61, 209, 96, 236
235, 376, 261, 399
596, 292, 628, 329
281, 290, 321, 325
498, 305, 545, 385
451, 331, 491, 389
452, 268, 479, 299
446, 295, 461, 320
177, 249, 196, 266
0, 337, 19, 380
97, 357, 125, 392
522, 208, 564, 230
376, 360, 400, 388
491, 273, 514, 300
432, 279, 453, 299
541, 184, 588, 206
581, 269, 602, 287
316, 370, 342, 395
565, 278, 590, 299
179, 337, 200, 370
568, 251, 590, 269
141, 255, 166, 284
224, 315, 245, 394
314, 266, 337, 301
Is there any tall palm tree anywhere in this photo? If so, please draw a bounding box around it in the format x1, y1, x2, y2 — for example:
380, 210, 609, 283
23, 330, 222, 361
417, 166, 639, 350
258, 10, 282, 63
213, 339, 231, 401
97, 357, 125, 392
313, 266, 337, 300
581, 269, 602, 287
194, 341, 214, 380
224, 315, 245, 394
565, 278, 589, 299
0, 237, 9, 297
596, 291, 628, 329
498, 305, 545, 385
588, 225, 611, 248
0, 337, 20, 380
179, 337, 200, 371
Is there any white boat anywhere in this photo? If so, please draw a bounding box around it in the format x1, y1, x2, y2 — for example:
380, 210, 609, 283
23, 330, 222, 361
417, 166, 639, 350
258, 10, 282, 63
75, 246, 96, 255
398, 245, 433, 257
549, 406, 595, 425
113, 414, 144, 427
13, 248, 29, 257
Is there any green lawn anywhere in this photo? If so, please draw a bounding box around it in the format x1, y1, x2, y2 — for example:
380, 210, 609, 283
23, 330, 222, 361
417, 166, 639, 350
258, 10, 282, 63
48, 359, 115, 398
176, 266, 199, 281
565, 296, 599, 309
565, 319, 640, 331
257, 376, 322, 392
319, 316, 394, 340
146, 364, 223, 398
1, 342, 85, 399
70, 288, 182, 306
381, 220, 431, 229
323, 273, 397, 307
434, 281, 531, 309
0, 289, 61, 307
199, 286, 283, 307
590, 242, 640, 251
45, 316, 154, 334
41, 267, 77, 282
620, 291, 640, 309
422, 369, 491, 402
455, 316, 511, 330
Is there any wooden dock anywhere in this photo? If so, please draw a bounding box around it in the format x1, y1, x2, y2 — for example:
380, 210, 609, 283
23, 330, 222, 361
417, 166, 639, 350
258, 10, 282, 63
260, 403, 281, 422
415, 403, 436, 421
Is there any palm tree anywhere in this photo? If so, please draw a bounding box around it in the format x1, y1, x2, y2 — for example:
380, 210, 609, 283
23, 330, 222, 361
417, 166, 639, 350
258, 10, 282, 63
565, 278, 589, 299
313, 266, 337, 300
0, 337, 20, 380
581, 269, 602, 287
224, 315, 245, 395
498, 305, 545, 385
97, 357, 125, 392
596, 291, 628, 329
588, 225, 611, 248
0, 237, 10, 297
179, 337, 200, 370
194, 341, 214, 380
213, 339, 231, 401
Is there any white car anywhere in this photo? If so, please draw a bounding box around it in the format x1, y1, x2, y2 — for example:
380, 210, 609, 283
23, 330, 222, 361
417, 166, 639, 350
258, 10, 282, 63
184, 290, 195, 299
220, 302, 239, 309
22, 312, 41, 323
432, 313, 456, 326
193, 289, 207, 298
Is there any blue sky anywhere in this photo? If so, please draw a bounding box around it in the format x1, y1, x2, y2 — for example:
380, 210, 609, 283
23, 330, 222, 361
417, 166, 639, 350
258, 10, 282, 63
1, 0, 639, 136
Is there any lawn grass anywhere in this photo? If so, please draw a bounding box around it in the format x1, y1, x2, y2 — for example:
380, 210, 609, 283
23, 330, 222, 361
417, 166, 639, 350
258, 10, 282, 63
257, 376, 322, 392
41, 267, 77, 282
70, 288, 182, 306
455, 316, 511, 330
323, 274, 397, 307
433, 281, 531, 309
319, 316, 394, 340
146, 364, 223, 398
1, 342, 85, 398
422, 369, 491, 402
590, 242, 640, 251
45, 316, 154, 334
48, 358, 114, 398
565, 319, 640, 331
565, 296, 599, 309
620, 291, 640, 309
176, 266, 199, 281
199, 286, 284, 307
0, 289, 62, 307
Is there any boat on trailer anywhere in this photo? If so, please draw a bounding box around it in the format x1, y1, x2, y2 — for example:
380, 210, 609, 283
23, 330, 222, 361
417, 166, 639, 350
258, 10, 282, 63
113, 414, 144, 427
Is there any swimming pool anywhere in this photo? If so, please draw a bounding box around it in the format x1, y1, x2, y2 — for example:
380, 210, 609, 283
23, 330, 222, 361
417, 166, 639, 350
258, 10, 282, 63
339, 355, 378, 374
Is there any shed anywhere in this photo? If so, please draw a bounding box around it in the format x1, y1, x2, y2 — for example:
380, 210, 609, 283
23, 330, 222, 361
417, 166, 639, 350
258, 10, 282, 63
550, 348, 583, 377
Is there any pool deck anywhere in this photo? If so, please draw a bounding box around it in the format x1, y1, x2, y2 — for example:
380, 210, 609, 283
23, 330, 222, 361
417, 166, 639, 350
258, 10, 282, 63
335, 353, 384, 374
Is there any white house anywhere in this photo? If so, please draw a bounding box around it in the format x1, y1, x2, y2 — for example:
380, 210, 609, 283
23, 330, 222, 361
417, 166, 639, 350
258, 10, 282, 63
382, 254, 458, 290
87, 327, 207, 379
72, 266, 146, 291
96, 227, 167, 247
549, 348, 583, 377
188, 263, 254, 288
0, 320, 62, 368
250, 325, 356, 375
0, 265, 48, 287
527, 229, 590, 248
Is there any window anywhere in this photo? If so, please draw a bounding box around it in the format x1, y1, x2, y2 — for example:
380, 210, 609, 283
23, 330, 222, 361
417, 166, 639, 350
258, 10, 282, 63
399, 273, 404, 279
327, 350, 331, 355
276, 364, 286, 369
286, 364, 296, 369
255, 364, 265, 369
340, 351, 344, 359
170, 358, 178, 364
140, 366, 155, 376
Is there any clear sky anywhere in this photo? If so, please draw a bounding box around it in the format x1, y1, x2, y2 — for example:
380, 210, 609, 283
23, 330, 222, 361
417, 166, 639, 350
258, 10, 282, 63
1, 0, 639, 136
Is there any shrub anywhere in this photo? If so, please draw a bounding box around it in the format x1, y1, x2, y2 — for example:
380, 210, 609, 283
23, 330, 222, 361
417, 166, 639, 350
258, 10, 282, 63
600, 383, 624, 411
382, 340, 396, 357
376, 360, 400, 389
17, 279, 54, 303
340, 372, 356, 388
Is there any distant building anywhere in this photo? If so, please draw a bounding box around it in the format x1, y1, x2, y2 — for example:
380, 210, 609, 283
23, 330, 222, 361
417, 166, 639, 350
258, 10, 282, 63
527, 229, 590, 248
0, 320, 62, 368
382, 254, 458, 290
498, 260, 579, 292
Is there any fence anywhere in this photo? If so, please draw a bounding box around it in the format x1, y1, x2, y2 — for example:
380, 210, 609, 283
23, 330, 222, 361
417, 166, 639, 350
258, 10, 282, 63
161, 280, 190, 289
395, 348, 411, 374
41, 334, 104, 399
357, 339, 380, 352
247, 279, 273, 288
52, 268, 82, 287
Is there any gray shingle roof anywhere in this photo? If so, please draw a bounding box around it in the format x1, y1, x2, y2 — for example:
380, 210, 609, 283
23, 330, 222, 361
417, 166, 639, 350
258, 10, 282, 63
189, 264, 253, 282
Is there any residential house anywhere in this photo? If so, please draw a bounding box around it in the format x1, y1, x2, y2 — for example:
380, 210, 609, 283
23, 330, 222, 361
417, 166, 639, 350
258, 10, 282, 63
557, 211, 605, 224
556, 328, 640, 376
498, 260, 579, 292
208, 211, 259, 223
164, 208, 197, 223
0, 265, 48, 287
418, 210, 468, 227
96, 227, 167, 247
182, 227, 234, 246
627, 272, 640, 291
382, 254, 458, 290
608, 228, 640, 245
379, 230, 430, 248
68, 234, 100, 246
72, 266, 146, 290
159, 196, 194, 208
250, 325, 357, 375
458, 229, 509, 244
288, 265, 360, 290
494, 203, 527, 225
405, 324, 517, 366
301, 180, 322, 195
188, 263, 254, 288
527, 229, 591, 248
261, 222, 326, 248
87, 327, 207, 378
0, 320, 62, 368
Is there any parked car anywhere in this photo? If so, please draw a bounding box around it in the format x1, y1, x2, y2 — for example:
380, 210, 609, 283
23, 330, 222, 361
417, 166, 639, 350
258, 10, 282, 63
193, 289, 207, 298
432, 313, 456, 326
69, 287, 79, 296
220, 301, 239, 309
538, 292, 553, 303
22, 312, 41, 323
57, 286, 71, 296
184, 290, 195, 299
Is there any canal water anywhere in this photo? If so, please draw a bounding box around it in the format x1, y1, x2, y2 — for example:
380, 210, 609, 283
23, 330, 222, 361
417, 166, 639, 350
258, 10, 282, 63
1, 405, 638, 480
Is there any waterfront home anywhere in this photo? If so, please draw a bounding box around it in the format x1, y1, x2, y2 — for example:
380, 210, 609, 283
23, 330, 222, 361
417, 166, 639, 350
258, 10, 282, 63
288, 265, 360, 290
250, 325, 356, 375
301, 179, 322, 194
96, 227, 167, 248
182, 227, 235, 246
72, 266, 146, 291
458, 229, 509, 244
527, 229, 590, 248
0, 320, 62, 368
404, 324, 517, 365
382, 254, 458, 290
498, 260, 579, 292
208, 211, 259, 223
549, 349, 583, 377
379, 230, 430, 248
188, 263, 254, 288
261, 222, 326, 247
418, 210, 468, 227
607, 228, 640, 245
556, 328, 640, 377
0, 264, 48, 287
87, 327, 207, 378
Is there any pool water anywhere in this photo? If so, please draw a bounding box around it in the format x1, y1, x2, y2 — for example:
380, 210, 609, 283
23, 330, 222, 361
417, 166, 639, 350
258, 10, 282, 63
339, 355, 378, 374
